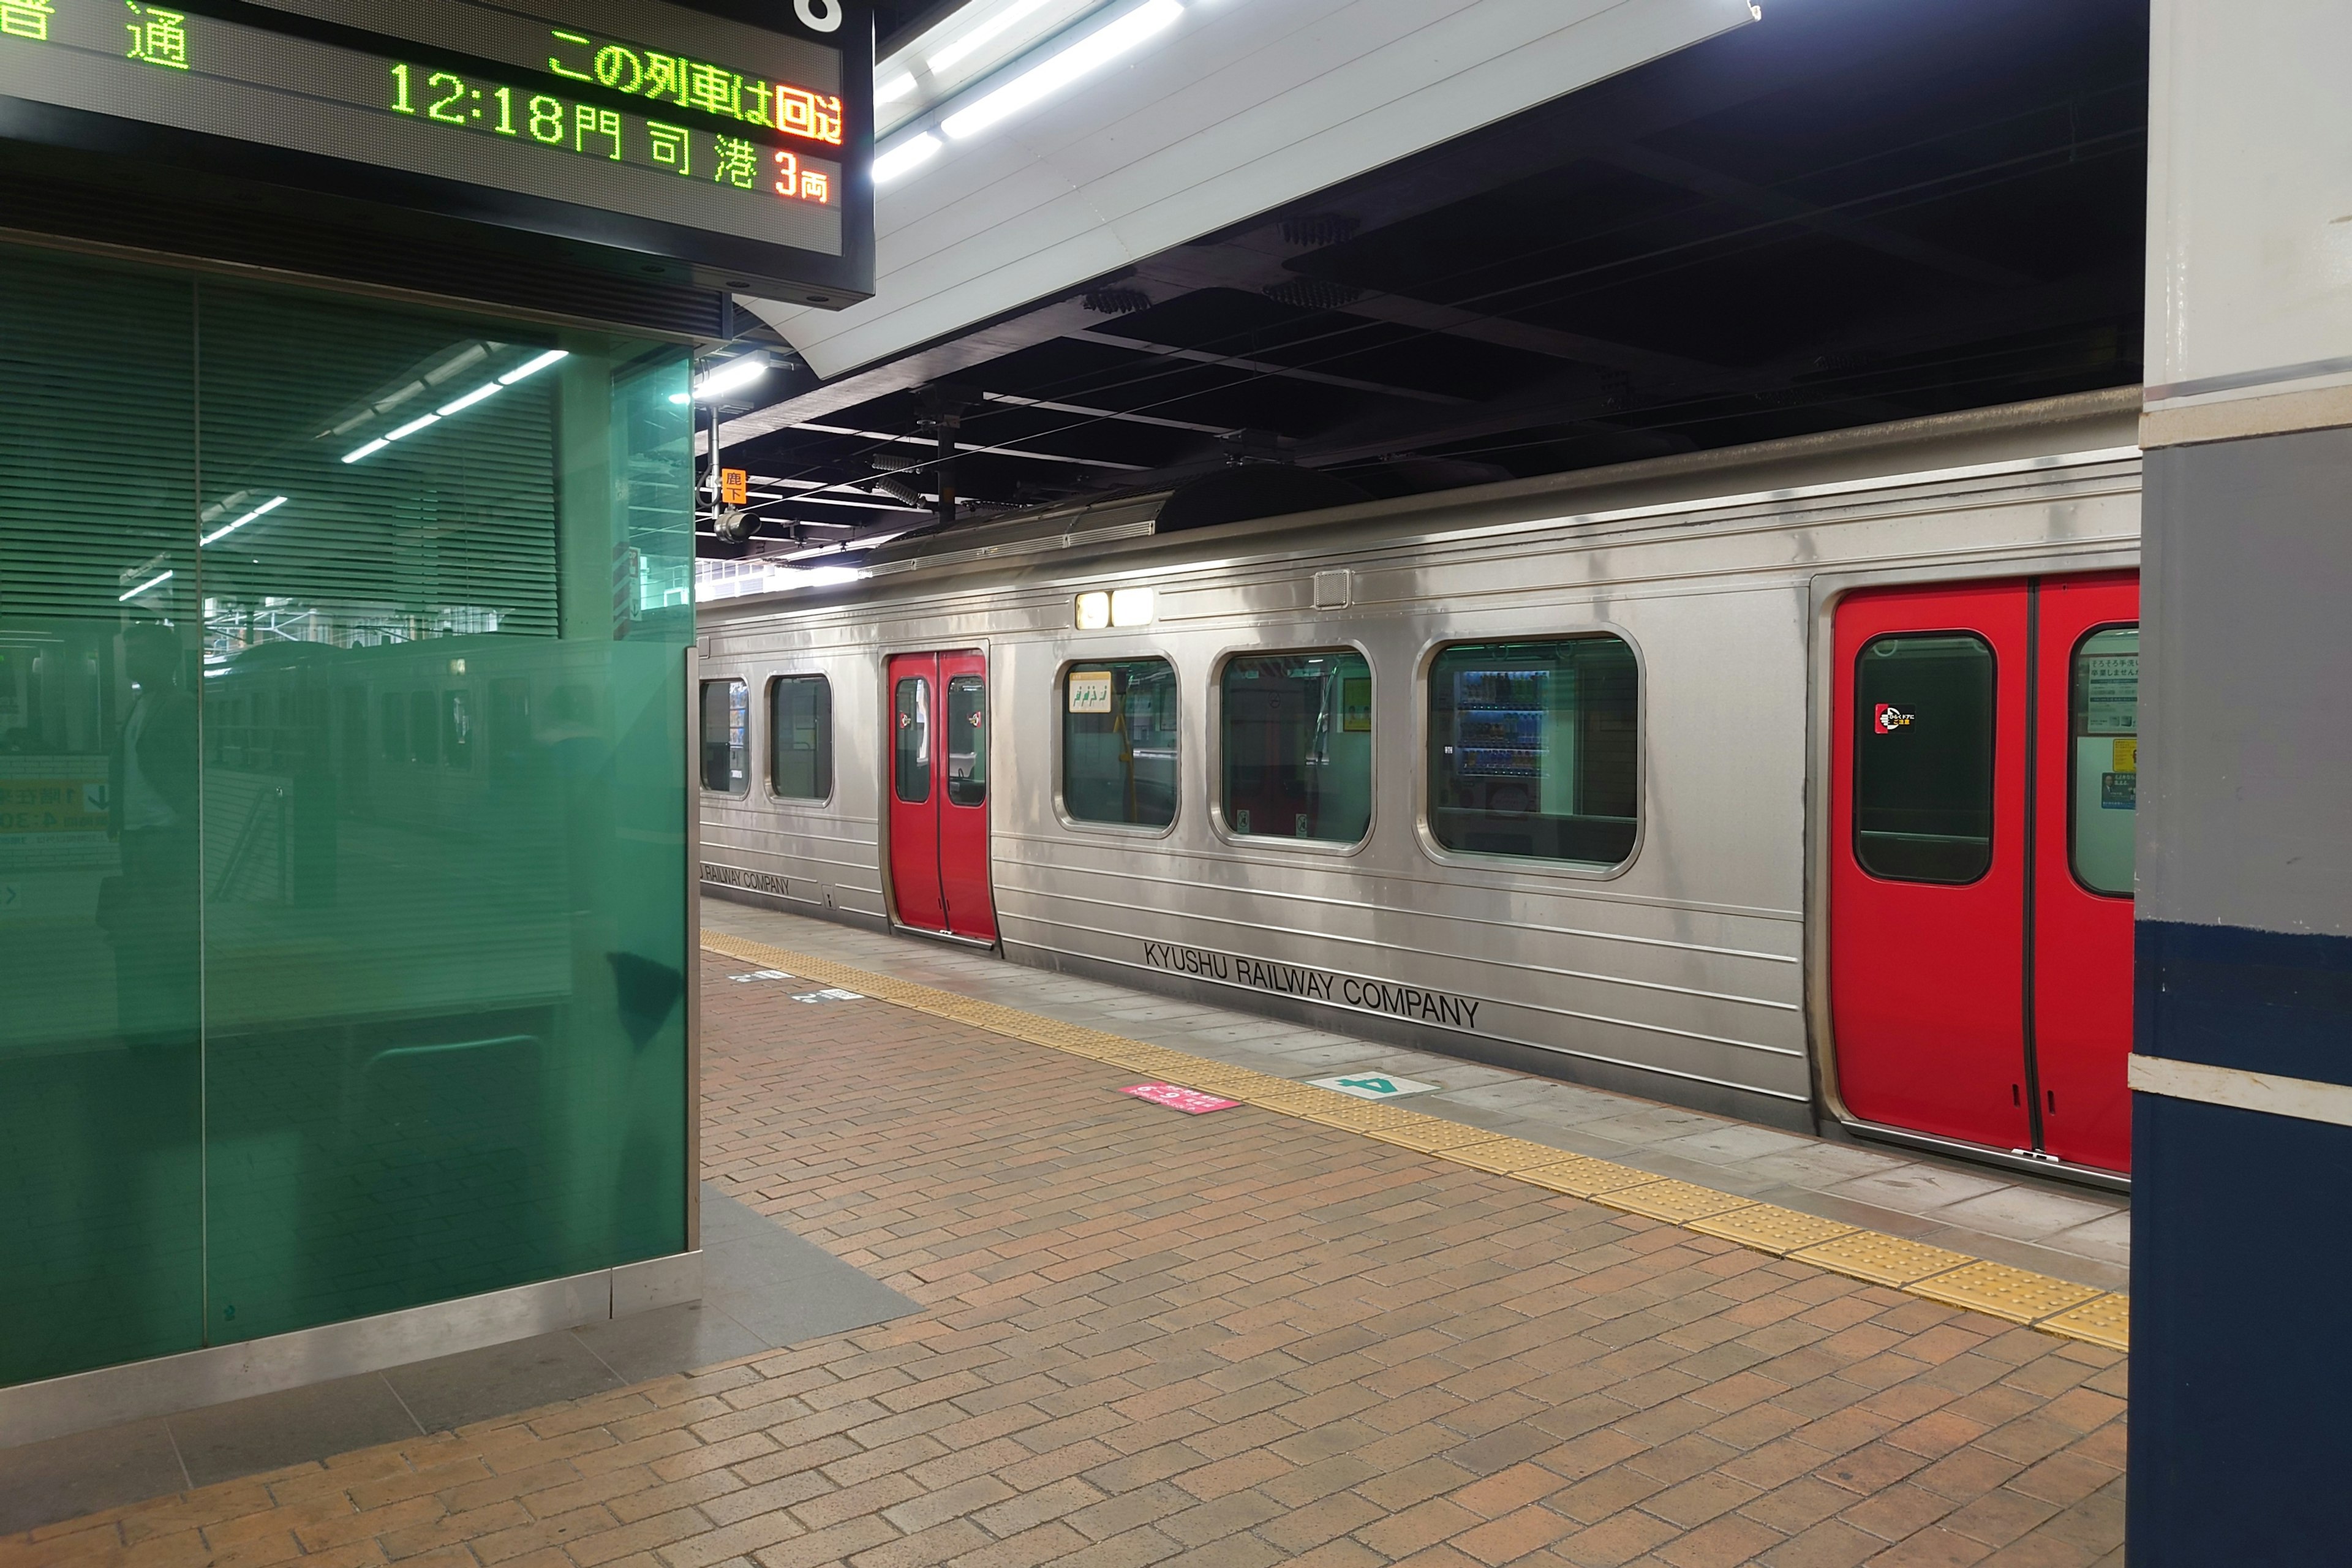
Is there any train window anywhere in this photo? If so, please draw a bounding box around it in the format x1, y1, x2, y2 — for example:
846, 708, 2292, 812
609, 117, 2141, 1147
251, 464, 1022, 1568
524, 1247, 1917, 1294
1063, 658, 1177, 828
1221, 650, 1371, 844
699, 679, 748, 795
946, 675, 987, 807
380, 692, 406, 763
894, 676, 931, 804
1428, 637, 1638, 866
2070, 625, 2138, 896
409, 690, 439, 766
769, 675, 832, 801
1853, 633, 1994, 883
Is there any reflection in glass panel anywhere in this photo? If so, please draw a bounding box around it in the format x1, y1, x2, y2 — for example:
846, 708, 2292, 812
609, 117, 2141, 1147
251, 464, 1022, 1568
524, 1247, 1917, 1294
1063, 660, 1177, 827
895, 678, 931, 804
1854, 633, 1996, 884
1428, 638, 1637, 865
699, 679, 746, 794
2071, 626, 2138, 896
0, 249, 203, 1384
946, 676, 987, 807
194, 283, 692, 1341
769, 675, 831, 800
1221, 651, 1371, 843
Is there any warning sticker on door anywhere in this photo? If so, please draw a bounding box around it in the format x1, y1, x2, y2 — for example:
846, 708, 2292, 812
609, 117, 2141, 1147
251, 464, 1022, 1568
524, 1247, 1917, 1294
1873, 704, 1914, 734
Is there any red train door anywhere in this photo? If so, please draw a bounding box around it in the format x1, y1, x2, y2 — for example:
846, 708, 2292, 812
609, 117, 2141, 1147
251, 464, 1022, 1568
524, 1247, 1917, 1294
885, 652, 996, 943
1829, 573, 2137, 1174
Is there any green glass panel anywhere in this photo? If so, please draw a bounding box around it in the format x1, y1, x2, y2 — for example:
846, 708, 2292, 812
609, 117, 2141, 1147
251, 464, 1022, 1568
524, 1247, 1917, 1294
1221, 650, 1370, 843
0, 249, 205, 1384
1428, 638, 1638, 866
1063, 659, 1177, 827
194, 283, 692, 1341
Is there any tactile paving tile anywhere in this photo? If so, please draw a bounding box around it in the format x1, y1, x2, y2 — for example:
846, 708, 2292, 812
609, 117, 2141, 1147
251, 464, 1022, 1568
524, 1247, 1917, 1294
1365, 1122, 1514, 1155
1790, 1231, 1979, 1287
1688, 1204, 1861, 1256
1446, 1137, 1593, 1174
1300, 1098, 1433, 1131
1595, 1180, 1756, 1224
1238, 1083, 1351, 1110
2037, 1291, 2130, 1351
1905, 1259, 2103, 1324
1510, 1155, 1657, 1198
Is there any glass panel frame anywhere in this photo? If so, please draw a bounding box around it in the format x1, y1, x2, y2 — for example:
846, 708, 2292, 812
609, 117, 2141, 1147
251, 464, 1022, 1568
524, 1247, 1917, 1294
1060, 657, 1179, 831
1425, 636, 1640, 869
1218, 649, 1373, 846
1852, 631, 1997, 885
2068, 624, 2138, 898
767, 674, 832, 802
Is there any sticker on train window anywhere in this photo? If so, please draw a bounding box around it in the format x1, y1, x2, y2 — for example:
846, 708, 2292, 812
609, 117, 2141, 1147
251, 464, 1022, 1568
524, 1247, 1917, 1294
2112, 737, 2137, 772
1068, 671, 1113, 714
1874, 703, 1914, 733
2101, 772, 2136, 810
1341, 676, 1372, 733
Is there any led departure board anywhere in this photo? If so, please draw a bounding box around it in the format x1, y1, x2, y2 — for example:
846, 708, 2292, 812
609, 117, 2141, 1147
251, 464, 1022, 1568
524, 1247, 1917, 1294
0, 0, 872, 303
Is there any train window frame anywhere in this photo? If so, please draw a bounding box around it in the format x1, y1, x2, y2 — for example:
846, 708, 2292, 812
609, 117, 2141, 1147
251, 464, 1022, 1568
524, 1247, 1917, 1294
1412, 628, 1646, 880
2067, 621, 2138, 899
1052, 652, 1183, 839
1850, 628, 1998, 886
765, 672, 834, 805
698, 677, 750, 798
1206, 641, 1377, 856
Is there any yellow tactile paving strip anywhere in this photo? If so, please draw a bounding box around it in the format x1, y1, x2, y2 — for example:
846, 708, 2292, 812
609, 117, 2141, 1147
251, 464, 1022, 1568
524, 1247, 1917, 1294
701, 931, 2130, 1352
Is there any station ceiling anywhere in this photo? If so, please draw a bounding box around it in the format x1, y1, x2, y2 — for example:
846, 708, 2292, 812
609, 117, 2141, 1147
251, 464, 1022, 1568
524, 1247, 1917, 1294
700, 0, 2147, 561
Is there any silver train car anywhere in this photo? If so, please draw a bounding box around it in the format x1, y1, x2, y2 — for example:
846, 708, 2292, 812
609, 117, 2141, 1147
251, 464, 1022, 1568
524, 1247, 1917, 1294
698, 388, 2144, 1184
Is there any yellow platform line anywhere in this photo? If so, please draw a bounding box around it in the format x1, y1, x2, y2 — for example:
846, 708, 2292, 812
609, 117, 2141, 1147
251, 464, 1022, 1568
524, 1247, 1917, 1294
701, 932, 2128, 1353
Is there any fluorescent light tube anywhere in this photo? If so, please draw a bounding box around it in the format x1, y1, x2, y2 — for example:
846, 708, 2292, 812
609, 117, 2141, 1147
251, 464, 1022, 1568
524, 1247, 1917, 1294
436, 382, 502, 417
118, 570, 173, 603
200, 494, 287, 547
694, 352, 769, 401
943, 0, 1182, 141
927, 0, 1057, 75
497, 349, 570, 385
385, 413, 441, 442
873, 133, 943, 184
341, 438, 391, 464
875, 70, 918, 104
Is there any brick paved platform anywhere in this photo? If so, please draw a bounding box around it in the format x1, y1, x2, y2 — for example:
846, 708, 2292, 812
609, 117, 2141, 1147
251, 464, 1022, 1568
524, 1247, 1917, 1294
4, 952, 2126, 1568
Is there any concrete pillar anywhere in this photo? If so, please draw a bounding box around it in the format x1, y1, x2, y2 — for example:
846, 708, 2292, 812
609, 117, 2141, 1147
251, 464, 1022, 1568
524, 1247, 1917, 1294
2132, 3, 2352, 1561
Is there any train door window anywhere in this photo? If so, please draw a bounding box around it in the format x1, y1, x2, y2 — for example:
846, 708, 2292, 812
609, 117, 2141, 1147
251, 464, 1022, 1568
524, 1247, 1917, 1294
409, 690, 439, 766
1063, 658, 1177, 828
894, 676, 931, 804
380, 692, 406, 763
1221, 650, 1371, 843
2070, 626, 2138, 895
698, 679, 747, 795
769, 675, 831, 801
489, 678, 529, 779
945, 674, 987, 806
442, 690, 473, 771
1853, 633, 1994, 883
1427, 637, 1637, 865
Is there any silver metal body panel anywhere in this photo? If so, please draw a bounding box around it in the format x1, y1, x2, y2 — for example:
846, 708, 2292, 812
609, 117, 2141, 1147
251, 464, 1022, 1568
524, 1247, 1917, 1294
697, 393, 2144, 1137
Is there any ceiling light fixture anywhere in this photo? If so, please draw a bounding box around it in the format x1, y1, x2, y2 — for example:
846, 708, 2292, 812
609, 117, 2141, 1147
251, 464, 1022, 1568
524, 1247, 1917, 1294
873, 132, 943, 184
435, 382, 502, 416
385, 413, 441, 442
942, 0, 1182, 141
499, 349, 570, 385
341, 437, 390, 464
875, 70, 918, 104
694, 351, 769, 401
927, 0, 1058, 74
118, 569, 173, 603
200, 494, 288, 548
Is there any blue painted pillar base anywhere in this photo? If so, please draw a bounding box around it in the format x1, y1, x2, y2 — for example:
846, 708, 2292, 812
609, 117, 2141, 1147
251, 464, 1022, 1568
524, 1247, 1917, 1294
2129, 921, 2352, 1566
